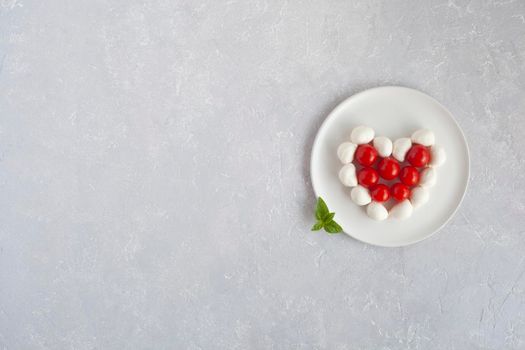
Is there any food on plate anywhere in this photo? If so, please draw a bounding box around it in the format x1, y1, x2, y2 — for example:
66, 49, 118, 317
357, 167, 379, 188
336, 125, 445, 222
350, 125, 375, 144
337, 142, 358, 164
391, 183, 411, 202
392, 138, 412, 162
370, 184, 390, 202
351, 185, 372, 206
430, 145, 446, 167
419, 167, 437, 188
410, 186, 429, 208
366, 201, 388, 221
411, 129, 435, 146
399, 166, 420, 186
406, 144, 430, 167
390, 199, 414, 220
338, 163, 358, 187
354, 144, 378, 166
378, 157, 400, 180
373, 136, 393, 158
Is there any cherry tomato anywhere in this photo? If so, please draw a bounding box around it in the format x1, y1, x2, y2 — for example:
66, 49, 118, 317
378, 157, 400, 180
391, 183, 410, 202
354, 144, 378, 166
357, 167, 379, 188
370, 184, 390, 202
400, 166, 420, 186
406, 145, 430, 167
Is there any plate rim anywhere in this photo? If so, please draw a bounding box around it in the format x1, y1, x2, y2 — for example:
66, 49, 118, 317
310, 85, 471, 247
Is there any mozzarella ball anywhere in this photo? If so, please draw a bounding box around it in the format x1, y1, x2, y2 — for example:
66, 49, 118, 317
392, 138, 412, 162
350, 185, 371, 206
366, 201, 388, 221
419, 167, 437, 188
430, 145, 446, 167
390, 199, 414, 220
350, 126, 375, 144
411, 129, 435, 146
410, 186, 429, 208
373, 136, 393, 158
338, 163, 357, 187
337, 142, 358, 164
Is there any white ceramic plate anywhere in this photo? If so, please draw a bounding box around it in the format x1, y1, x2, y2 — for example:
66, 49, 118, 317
310, 86, 469, 247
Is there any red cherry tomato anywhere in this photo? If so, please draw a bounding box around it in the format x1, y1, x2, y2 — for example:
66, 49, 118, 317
378, 157, 400, 180
406, 145, 430, 167
400, 166, 420, 186
370, 184, 390, 202
357, 167, 379, 188
355, 144, 378, 166
391, 183, 410, 202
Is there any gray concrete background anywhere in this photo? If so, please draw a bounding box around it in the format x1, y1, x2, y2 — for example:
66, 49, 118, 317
1, 0, 525, 349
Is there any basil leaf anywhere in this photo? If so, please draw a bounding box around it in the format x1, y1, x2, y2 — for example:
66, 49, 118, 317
323, 212, 335, 222
315, 197, 329, 220
311, 221, 324, 231
312, 197, 344, 236
324, 221, 343, 234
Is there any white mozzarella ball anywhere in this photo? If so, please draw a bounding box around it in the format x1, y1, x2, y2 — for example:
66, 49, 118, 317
350, 126, 375, 144
392, 138, 412, 162
337, 142, 358, 164
373, 136, 393, 158
366, 201, 388, 221
410, 186, 429, 208
350, 185, 371, 206
411, 129, 435, 146
390, 199, 414, 220
419, 167, 437, 188
430, 145, 446, 167
338, 164, 357, 187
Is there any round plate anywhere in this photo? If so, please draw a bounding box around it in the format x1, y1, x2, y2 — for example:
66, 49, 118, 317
310, 86, 470, 247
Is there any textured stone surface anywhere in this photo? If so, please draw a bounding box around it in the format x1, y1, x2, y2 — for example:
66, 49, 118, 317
1, 0, 525, 349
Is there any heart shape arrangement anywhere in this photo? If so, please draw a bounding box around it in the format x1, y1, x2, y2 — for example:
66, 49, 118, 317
337, 126, 446, 220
